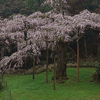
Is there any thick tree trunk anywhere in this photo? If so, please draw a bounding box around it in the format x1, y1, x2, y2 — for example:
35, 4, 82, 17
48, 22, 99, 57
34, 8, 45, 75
56, 42, 68, 83
33, 58, 35, 79
46, 42, 49, 83
54, 55, 56, 90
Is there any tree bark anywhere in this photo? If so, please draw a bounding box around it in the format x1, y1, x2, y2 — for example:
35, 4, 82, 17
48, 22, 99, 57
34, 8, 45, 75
54, 55, 56, 90
56, 41, 68, 83
46, 42, 48, 83
33, 58, 35, 79
77, 40, 79, 82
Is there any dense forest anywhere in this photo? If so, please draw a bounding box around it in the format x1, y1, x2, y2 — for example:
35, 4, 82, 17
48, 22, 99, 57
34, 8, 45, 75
0, 0, 52, 18
0, 0, 100, 18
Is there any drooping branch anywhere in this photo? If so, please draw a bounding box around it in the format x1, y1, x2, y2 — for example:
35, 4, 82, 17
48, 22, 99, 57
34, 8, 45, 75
0, 9, 100, 71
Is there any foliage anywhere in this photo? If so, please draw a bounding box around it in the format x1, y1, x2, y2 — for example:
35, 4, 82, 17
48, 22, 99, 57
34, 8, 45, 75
40, 4, 53, 13
0, 68, 100, 100
96, 65, 100, 74
25, 0, 45, 11
0, 0, 100, 18
95, 62, 100, 74
42, 0, 100, 15
0, 0, 46, 18
67, 0, 100, 15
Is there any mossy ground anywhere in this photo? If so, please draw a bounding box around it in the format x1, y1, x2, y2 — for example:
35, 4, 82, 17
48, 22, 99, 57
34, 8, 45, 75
0, 68, 100, 100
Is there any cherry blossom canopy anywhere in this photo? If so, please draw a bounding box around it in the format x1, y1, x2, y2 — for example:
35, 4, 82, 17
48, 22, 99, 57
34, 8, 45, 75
0, 9, 100, 70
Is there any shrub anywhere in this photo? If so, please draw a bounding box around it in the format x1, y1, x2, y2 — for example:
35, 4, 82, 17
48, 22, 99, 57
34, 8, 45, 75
93, 62, 100, 82
96, 63, 100, 75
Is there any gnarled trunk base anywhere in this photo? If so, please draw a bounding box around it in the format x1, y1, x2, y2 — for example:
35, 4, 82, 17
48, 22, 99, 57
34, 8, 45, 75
56, 42, 68, 83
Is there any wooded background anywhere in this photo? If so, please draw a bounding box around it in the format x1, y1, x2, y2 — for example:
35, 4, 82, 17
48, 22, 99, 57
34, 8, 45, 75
0, 0, 100, 18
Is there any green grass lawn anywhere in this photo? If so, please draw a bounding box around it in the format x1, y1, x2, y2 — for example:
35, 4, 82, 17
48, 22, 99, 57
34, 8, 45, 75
0, 68, 100, 100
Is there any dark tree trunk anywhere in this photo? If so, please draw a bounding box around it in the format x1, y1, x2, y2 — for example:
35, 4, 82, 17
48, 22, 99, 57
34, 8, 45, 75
56, 41, 68, 83
84, 35, 87, 58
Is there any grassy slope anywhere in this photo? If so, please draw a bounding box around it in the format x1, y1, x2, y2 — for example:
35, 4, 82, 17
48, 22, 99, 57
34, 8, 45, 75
0, 68, 100, 100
